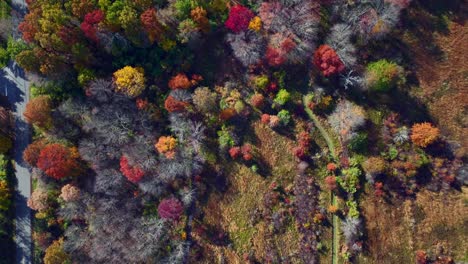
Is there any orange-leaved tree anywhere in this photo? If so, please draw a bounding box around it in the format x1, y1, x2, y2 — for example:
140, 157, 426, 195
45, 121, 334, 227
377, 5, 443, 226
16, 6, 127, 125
36, 144, 81, 180
410, 122, 439, 147
24, 95, 53, 129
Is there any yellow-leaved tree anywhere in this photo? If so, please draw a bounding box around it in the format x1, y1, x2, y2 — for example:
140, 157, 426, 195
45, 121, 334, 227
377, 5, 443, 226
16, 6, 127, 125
113, 66, 146, 98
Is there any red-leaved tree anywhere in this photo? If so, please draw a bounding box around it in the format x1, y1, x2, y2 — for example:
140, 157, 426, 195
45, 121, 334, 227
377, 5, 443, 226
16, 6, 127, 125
119, 156, 145, 183
23, 139, 47, 167
80, 10, 104, 42
225, 5, 254, 33
37, 144, 81, 180
313, 45, 345, 77
158, 198, 184, 221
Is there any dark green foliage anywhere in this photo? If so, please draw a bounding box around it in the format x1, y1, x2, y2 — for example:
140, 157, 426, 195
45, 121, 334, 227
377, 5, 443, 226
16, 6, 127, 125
348, 132, 368, 153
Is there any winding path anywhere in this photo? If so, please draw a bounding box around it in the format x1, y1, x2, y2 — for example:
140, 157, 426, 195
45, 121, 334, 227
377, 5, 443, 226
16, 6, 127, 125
1, 0, 32, 263
303, 95, 339, 264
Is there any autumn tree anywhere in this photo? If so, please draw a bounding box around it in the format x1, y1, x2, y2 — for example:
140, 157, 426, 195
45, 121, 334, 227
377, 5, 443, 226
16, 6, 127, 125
23, 139, 47, 167
192, 86, 218, 113
155, 136, 177, 159
164, 95, 189, 112
328, 100, 366, 143
225, 5, 254, 33
43, 238, 70, 264
158, 198, 183, 221
59, 184, 80, 202
410, 122, 439, 147
36, 144, 81, 180
80, 9, 104, 42
120, 155, 145, 183
140, 8, 164, 43
313, 45, 345, 77
191, 7, 210, 33
27, 188, 49, 212
24, 96, 53, 129
113, 66, 146, 97
168, 73, 195, 90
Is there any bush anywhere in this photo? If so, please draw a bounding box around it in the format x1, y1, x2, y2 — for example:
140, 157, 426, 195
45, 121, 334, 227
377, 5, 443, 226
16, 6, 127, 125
274, 89, 291, 106
365, 59, 404, 92
277, 110, 291, 126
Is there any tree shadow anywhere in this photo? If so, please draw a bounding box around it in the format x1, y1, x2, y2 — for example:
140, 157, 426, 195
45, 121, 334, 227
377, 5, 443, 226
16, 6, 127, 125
0, 65, 27, 112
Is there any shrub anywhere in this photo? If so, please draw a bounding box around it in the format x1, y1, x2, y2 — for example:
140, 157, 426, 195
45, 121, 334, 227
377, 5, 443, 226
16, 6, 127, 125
229, 147, 241, 159
113, 66, 146, 97
274, 89, 291, 106
365, 59, 404, 92
24, 95, 53, 129
277, 110, 291, 126
225, 5, 254, 33
313, 45, 345, 77
253, 75, 269, 91
250, 93, 265, 108
158, 198, 184, 221
37, 144, 81, 180
410, 122, 439, 147
325, 176, 337, 190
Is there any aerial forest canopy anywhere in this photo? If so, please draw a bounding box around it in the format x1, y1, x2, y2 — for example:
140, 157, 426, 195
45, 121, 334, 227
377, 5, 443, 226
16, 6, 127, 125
9, 0, 466, 263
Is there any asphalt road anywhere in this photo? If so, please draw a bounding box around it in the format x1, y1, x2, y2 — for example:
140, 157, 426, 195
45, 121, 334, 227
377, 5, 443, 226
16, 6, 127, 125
1, 0, 32, 263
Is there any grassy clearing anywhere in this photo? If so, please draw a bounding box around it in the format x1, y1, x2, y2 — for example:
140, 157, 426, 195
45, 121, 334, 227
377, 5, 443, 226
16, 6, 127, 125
201, 121, 300, 262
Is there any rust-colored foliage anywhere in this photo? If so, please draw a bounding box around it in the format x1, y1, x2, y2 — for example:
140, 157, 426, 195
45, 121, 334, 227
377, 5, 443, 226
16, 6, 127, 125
219, 108, 236, 121
168, 73, 192, 90
24, 96, 52, 128
250, 93, 264, 108
313, 45, 345, 76
140, 8, 164, 43
191, 7, 210, 33
19, 8, 41, 43
324, 176, 337, 190
164, 96, 189, 112
410, 122, 440, 147
37, 144, 81, 180
23, 139, 47, 167
415, 250, 427, 264
119, 156, 145, 183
